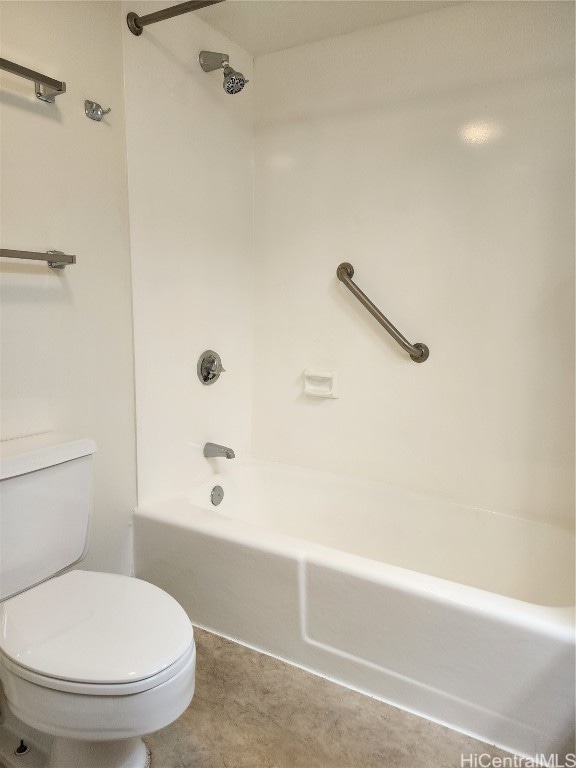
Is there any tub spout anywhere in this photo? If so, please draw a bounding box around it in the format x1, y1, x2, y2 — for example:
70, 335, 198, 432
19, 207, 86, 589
203, 442, 235, 459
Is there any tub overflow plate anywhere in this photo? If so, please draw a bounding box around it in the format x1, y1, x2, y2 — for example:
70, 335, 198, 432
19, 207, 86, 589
211, 485, 224, 506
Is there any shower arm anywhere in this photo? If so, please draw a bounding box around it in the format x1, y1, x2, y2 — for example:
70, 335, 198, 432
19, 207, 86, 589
336, 263, 429, 363
127, 0, 225, 36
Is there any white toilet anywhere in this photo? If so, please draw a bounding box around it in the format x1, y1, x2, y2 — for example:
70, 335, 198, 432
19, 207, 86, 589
0, 434, 195, 768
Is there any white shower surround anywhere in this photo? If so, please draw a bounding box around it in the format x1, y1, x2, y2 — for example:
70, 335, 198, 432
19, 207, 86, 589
125, 2, 575, 762
134, 461, 575, 760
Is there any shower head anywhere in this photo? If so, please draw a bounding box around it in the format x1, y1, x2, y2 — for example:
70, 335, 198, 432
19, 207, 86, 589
199, 50, 249, 95
222, 64, 247, 95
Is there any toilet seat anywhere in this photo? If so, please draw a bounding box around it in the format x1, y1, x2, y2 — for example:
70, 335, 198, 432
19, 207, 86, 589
0, 641, 195, 695
0, 570, 193, 692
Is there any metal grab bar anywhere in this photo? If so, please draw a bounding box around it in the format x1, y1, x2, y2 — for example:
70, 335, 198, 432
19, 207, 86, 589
336, 263, 429, 363
0, 58, 66, 103
1, 249, 76, 269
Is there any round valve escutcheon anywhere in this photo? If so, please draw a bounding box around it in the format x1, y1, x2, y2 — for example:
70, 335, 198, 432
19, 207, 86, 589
197, 350, 225, 385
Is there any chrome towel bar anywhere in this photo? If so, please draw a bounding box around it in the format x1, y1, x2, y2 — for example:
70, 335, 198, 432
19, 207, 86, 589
1, 249, 76, 269
0, 58, 66, 103
336, 263, 429, 363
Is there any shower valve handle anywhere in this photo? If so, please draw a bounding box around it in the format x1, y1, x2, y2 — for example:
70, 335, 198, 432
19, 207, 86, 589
208, 358, 225, 375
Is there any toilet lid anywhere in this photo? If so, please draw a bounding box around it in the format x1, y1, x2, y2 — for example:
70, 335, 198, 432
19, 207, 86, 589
0, 571, 193, 685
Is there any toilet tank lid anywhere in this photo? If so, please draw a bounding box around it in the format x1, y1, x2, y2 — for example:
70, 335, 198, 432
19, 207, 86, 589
0, 434, 97, 480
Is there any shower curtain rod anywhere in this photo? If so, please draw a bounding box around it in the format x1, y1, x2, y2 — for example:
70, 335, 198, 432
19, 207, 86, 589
127, 0, 225, 36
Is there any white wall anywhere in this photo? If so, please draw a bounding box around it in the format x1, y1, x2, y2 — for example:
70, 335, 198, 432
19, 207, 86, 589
123, 3, 254, 504
0, 1, 136, 573
252, 2, 575, 526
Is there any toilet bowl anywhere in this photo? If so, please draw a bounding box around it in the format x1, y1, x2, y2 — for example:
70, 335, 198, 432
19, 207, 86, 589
0, 435, 196, 768
0, 571, 195, 768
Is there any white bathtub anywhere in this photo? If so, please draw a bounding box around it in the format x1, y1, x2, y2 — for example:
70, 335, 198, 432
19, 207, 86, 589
134, 461, 575, 760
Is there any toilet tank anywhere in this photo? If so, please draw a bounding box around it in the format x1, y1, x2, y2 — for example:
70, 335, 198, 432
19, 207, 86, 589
0, 433, 97, 601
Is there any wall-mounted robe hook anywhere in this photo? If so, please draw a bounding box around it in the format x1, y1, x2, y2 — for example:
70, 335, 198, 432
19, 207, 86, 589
85, 100, 111, 121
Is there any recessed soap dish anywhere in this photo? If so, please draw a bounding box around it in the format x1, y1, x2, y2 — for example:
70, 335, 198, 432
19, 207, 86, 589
303, 369, 338, 399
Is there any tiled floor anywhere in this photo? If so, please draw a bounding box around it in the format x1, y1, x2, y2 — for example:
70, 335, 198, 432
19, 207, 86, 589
146, 628, 514, 768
